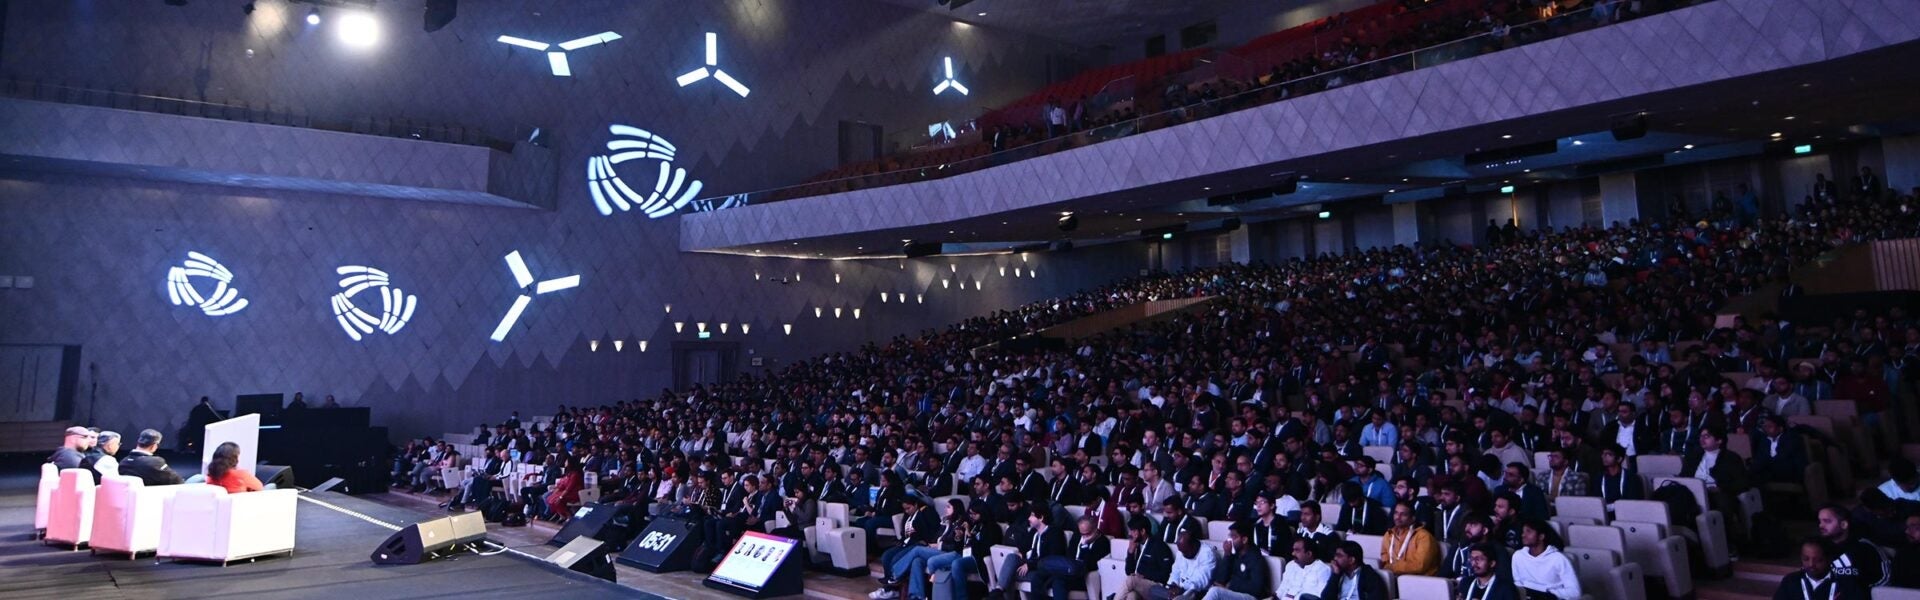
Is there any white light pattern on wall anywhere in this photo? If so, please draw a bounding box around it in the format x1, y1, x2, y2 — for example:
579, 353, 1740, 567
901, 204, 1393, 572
933, 57, 969, 95
329, 265, 418, 341
586, 125, 705, 218
166, 252, 249, 316
676, 33, 750, 97
496, 32, 622, 77
489, 251, 581, 342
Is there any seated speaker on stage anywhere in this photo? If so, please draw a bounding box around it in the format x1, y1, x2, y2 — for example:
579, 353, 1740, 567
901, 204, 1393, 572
205, 442, 264, 494
121, 429, 185, 486
82, 431, 123, 482
49, 426, 93, 470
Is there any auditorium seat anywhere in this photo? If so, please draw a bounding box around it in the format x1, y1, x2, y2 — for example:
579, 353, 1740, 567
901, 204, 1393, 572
45, 468, 95, 550
1567, 524, 1627, 559
1878, 587, 1920, 600
810, 517, 868, 574
1206, 519, 1233, 542
1556, 496, 1607, 525
158, 486, 298, 565
1348, 533, 1383, 564
90, 475, 180, 558
1397, 574, 1452, 599
1361, 445, 1394, 464
1563, 546, 1619, 594
1613, 520, 1690, 597
1607, 563, 1648, 600
1634, 455, 1682, 480
34, 462, 57, 539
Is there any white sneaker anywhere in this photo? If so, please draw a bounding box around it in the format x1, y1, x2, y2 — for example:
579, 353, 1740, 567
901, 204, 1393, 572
869, 589, 899, 600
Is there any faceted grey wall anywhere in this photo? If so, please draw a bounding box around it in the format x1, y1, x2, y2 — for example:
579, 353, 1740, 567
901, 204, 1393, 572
0, 0, 1143, 441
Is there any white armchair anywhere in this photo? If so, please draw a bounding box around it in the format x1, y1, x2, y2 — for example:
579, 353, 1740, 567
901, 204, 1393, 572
158, 485, 299, 565
34, 463, 58, 538
45, 468, 96, 550
91, 475, 181, 558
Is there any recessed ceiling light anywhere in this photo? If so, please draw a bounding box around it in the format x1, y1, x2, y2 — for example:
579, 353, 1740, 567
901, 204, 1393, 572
978, 12, 986, 16
1682, 144, 1694, 149
1343, 177, 1351, 181
1388, 189, 1396, 193
1203, 187, 1211, 191
1501, 134, 1513, 139
1522, 169, 1531, 173
1401, 178, 1409, 182
1135, 218, 1143, 222
1784, 116, 1796, 120
1770, 132, 1783, 137
1572, 140, 1584, 146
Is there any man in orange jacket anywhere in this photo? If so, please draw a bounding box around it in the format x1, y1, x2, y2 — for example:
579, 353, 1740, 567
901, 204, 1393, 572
1379, 503, 1441, 576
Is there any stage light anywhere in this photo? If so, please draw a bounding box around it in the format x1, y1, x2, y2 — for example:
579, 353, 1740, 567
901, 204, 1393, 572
674, 322, 685, 332
853, 309, 862, 319
697, 322, 707, 333
783, 324, 792, 335
591, 340, 600, 352
834, 308, 843, 318
999, 267, 1006, 276
815, 307, 823, 318
640, 341, 649, 351
942, 279, 949, 289
677, 33, 751, 97
719, 323, 729, 334
306, 7, 321, 25
896, 293, 905, 303
587, 125, 705, 218
490, 251, 580, 342
664, 304, 672, 313
741, 323, 750, 334
330, 265, 418, 341
974, 281, 982, 290
834, 273, 841, 283
337, 11, 380, 48
166, 252, 249, 317
498, 32, 620, 77
613, 340, 624, 352
881, 293, 888, 303
917, 294, 924, 304
933, 57, 969, 95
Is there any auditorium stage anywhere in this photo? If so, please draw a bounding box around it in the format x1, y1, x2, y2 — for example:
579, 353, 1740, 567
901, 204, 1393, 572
0, 464, 657, 600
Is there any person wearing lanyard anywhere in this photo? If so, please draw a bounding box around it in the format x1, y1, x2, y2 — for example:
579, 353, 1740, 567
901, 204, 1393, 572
1431, 484, 1469, 546
1032, 516, 1109, 600
1595, 444, 1644, 507
1249, 495, 1294, 557
1773, 538, 1867, 600
1316, 540, 1388, 600
1378, 504, 1440, 576
1458, 543, 1521, 600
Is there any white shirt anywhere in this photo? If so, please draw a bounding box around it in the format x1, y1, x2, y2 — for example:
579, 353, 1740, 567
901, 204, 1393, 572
1511, 546, 1582, 600
1276, 559, 1332, 600
1615, 422, 1639, 456
94, 454, 119, 478
1693, 450, 1720, 485
1168, 544, 1218, 591
955, 455, 987, 482
1879, 479, 1920, 502
1273, 494, 1303, 519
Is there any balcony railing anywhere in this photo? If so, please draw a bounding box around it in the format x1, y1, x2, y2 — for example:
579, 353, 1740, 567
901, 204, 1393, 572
0, 78, 525, 152
697, 1, 1697, 210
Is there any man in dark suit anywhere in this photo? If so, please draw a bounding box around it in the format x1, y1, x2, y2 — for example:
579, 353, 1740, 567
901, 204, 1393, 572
999, 506, 1072, 600
1599, 403, 1658, 460
1118, 517, 1174, 599
1334, 481, 1390, 535
1319, 540, 1391, 600
118, 429, 183, 486
1749, 415, 1809, 486
1495, 463, 1549, 522
1182, 475, 1227, 521
918, 455, 955, 498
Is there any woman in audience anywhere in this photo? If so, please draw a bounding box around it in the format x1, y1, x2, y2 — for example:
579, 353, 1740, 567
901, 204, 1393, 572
205, 441, 263, 494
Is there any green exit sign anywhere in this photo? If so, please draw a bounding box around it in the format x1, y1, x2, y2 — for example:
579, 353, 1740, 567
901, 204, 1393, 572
1500, 185, 1515, 194
1161, 233, 1173, 240
1794, 144, 1813, 155
698, 331, 712, 339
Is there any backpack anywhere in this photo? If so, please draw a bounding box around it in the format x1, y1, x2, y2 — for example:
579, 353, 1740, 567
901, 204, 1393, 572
1652, 481, 1701, 527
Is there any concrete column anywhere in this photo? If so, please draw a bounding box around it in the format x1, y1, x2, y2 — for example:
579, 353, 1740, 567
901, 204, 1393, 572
1599, 172, 1641, 225
1392, 203, 1420, 247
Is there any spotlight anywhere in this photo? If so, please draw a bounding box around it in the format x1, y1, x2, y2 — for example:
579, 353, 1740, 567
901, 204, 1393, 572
338, 12, 380, 47
307, 8, 321, 25
1057, 214, 1079, 232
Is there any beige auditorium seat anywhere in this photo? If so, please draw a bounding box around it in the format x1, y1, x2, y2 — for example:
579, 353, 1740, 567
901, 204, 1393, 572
1566, 525, 1627, 560
1607, 563, 1648, 600
1397, 574, 1453, 599
810, 517, 868, 576
1614, 520, 1690, 598
1556, 496, 1607, 525
1634, 455, 1683, 479
1563, 546, 1619, 595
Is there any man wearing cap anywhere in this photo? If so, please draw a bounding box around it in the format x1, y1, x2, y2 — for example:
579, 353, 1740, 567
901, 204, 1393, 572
49, 426, 92, 470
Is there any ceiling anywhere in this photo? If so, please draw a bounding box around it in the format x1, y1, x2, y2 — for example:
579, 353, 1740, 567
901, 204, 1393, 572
870, 0, 1246, 48
715, 40, 1920, 260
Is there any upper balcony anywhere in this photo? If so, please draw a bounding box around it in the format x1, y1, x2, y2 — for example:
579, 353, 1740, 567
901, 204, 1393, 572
681, 0, 1920, 255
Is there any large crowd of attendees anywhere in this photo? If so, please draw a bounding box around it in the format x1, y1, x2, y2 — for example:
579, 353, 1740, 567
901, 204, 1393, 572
392, 180, 1920, 600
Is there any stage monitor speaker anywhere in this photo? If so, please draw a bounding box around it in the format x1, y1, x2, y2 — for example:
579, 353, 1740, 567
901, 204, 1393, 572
256, 464, 297, 490
448, 510, 488, 546
703, 531, 805, 598
1611, 113, 1648, 140
617, 515, 705, 572
423, 0, 457, 32
548, 536, 617, 582
370, 517, 458, 565
548, 503, 625, 548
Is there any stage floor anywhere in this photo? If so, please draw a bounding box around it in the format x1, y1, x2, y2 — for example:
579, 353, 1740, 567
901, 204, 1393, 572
0, 465, 656, 600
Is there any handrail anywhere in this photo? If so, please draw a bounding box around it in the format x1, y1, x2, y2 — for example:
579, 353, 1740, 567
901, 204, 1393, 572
0, 78, 526, 152
698, 2, 1667, 208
